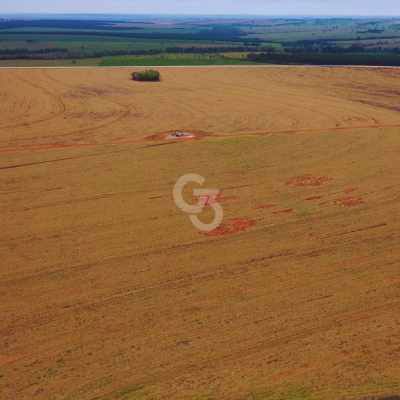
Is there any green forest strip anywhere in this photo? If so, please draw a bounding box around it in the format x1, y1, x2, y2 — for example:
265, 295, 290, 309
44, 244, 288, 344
247, 52, 400, 66
99, 55, 257, 66
0, 30, 253, 43
0, 46, 272, 60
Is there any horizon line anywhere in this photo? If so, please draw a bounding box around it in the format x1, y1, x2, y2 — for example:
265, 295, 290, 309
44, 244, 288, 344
1, 13, 400, 18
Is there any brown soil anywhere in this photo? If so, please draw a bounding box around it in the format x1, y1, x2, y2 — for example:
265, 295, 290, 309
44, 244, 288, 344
274, 209, 295, 215
334, 197, 366, 207
254, 204, 277, 209
343, 188, 358, 193
203, 217, 257, 236
193, 191, 237, 206
305, 196, 324, 201
284, 175, 333, 187
383, 277, 400, 282
1, 67, 400, 400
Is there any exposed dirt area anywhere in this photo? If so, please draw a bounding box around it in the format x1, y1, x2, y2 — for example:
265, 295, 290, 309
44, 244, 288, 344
164, 133, 196, 140
148, 130, 209, 141
383, 277, 400, 282
334, 197, 366, 207
284, 175, 333, 187
343, 188, 358, 194
1, 67, 400, 400
203, 217, 257, 236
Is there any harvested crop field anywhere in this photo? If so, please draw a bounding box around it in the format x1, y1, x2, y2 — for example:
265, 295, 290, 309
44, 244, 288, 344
1, 66, 400, 400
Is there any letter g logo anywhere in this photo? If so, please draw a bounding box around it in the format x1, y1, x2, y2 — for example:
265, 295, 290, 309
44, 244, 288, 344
173, 173, 223, 232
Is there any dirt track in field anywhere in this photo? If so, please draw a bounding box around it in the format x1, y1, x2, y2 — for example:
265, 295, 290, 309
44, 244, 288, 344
1, 67, 400, 400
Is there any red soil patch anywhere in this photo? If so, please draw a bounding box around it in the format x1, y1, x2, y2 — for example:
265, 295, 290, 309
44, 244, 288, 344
194, 191, 237, 206
274, 209, 294, 216
305, 196, 324, 201
284, 175, 332, 187
343, 188, 358, 194
254, 204, 277, 210
334, 197, 365, 207
383, 277, 400, 282
204, 217, 256, 236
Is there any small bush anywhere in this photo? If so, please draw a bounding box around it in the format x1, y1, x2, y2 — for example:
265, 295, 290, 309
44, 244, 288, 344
131, 69, 161, 81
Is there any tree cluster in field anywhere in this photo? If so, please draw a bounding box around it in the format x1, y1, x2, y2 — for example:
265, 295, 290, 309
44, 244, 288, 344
131, 70, 161, 81
247, 52, 400, 66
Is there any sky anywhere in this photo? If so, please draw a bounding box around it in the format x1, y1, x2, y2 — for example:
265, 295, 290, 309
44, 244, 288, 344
0, 0, 399, 16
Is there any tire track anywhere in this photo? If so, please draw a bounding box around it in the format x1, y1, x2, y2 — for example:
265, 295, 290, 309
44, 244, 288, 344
0, 69, 67, 130
42, 69, 137, 138
105, 68, 203, 132
192, 68, 301, 132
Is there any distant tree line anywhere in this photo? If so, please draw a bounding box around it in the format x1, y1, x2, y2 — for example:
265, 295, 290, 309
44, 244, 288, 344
0, 28, 257, 43
0, 19, 143, 30
4, 43, 400, 62
0, 47, 68, 55
163, 45, 275, 54
356, 29, 385, 34
356, 21, 382, 26
0, 45, 274, 60
246, 52, 400, 66
283, 44, 365, 54
283, 44, 400, 55
284, 36, 400, 46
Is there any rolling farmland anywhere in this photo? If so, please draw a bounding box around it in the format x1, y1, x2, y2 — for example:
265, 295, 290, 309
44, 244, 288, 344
3, 17, 400, 68
1, 66, 400, 399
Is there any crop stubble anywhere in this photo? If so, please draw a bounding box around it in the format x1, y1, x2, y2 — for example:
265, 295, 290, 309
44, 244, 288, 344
0, 67, 400, 399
